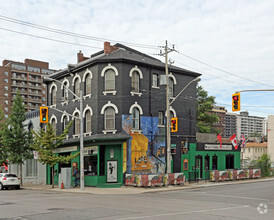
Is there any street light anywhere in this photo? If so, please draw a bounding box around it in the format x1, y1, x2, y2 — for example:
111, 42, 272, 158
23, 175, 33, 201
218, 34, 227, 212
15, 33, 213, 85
166, 77, 201, 173
43, 76, 84, 191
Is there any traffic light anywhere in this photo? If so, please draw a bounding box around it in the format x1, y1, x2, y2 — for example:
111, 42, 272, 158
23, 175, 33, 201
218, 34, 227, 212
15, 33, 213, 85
171, 117, 178, 132
232, 93, 241, 112
40, 106, 48, 123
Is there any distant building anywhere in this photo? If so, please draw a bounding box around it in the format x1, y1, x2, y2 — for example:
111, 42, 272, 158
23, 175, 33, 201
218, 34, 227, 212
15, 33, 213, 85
224, 112, 237, 138
236, 111, 266, 139
0, 58, 55, 119
9, 110, 47, 186
210, 105, 226, 136
267, 115, 274, 163
241, 142, 267, 165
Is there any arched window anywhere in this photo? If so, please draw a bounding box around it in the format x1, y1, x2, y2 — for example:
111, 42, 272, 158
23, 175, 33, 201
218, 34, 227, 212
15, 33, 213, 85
85, 74, 91, 95
74, 112, 80, 134
131, 107, 140, 130
51, 118, 56, 131
62, 81, 69, 101
51, 86, 57, 105
85, 110, 92, 133
28, 123, 33, 132
169, 78, 174, 98
74, 78, 80, 97
63, 116, 69, 132
131, 71, 140, 92
104, 107, 115, 130
105, 69, 115, 91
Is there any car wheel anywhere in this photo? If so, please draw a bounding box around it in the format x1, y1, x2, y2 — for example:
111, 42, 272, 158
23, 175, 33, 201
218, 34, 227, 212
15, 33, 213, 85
16, 185, 20, 190
0, 183, 3, 190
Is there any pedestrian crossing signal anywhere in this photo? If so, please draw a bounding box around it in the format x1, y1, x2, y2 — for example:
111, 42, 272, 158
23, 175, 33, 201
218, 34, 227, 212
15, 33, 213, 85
171, 117, 178, 132
232, 93, 240, 112
40, 107, 48, 123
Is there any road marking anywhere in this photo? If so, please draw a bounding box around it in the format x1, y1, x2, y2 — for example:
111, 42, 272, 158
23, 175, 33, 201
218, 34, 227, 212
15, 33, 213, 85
117, 205, 250, 220
200, 193, 269, 201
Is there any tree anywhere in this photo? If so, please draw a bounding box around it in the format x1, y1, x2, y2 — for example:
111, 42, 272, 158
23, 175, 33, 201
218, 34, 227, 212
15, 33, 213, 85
31, 121, 79, 188
196, 85, 219, 133
0, 105, 7, 167
256, 154, 271, 177
1, 91, 33, 185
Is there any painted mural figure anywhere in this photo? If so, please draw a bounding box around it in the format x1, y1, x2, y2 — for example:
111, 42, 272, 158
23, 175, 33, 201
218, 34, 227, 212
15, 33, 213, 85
109, 163, 114, 174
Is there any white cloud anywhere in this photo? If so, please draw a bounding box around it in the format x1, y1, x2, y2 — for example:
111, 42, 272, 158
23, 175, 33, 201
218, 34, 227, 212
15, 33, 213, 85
1, 0, 274, 117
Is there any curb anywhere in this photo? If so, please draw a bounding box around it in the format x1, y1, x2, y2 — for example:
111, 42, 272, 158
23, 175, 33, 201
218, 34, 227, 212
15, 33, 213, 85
21, 177, 274, 195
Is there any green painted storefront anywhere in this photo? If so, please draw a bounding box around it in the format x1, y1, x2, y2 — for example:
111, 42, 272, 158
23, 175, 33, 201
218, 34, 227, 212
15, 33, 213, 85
181, 143, 241, 180
46, 136, 129, 188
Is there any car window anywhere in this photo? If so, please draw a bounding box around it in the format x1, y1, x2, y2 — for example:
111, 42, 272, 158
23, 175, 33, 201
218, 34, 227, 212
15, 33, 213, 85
5, 174, 17, 177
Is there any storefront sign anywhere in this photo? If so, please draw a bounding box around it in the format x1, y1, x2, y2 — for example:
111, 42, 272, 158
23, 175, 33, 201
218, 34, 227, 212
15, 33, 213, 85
53, 146, 77, 153
83, 146, 98, 155
205, 144, 232, 150
107, 160, 117, 183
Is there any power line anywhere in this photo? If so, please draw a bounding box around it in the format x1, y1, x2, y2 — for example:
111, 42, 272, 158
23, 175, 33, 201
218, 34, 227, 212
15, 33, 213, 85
0, 15, 159, 50
176, 50, 274, 88
0, 27, 102, 49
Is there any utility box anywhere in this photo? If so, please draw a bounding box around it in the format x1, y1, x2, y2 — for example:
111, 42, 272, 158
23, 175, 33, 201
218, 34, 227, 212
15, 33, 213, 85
59, 167, 71, 189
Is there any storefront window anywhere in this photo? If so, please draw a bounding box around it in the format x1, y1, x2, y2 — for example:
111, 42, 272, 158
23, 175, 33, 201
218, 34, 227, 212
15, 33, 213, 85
212, 155, 218, 170
226, 154, 234, 169
205, 156, 209, 170
84, 155, 98, 176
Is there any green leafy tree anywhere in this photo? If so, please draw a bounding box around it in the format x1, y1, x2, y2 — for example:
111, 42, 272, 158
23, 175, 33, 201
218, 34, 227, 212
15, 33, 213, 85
1, 91, 33, 185
31, 121, 79, 188
196, 85, 219, 133
256, 154, 271, 177
0, 105, 7, 166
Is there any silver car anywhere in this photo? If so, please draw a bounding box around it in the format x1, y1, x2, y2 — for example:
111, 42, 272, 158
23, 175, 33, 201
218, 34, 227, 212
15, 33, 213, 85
0, 173, 20, 190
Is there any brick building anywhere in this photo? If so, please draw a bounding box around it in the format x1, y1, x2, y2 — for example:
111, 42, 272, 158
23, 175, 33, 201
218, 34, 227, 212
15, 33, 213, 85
0, 58, 55, 119
44, 42, 201, 187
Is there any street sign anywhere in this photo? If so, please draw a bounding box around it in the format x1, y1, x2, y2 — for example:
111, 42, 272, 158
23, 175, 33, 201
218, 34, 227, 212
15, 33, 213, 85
33, 151, 39, 159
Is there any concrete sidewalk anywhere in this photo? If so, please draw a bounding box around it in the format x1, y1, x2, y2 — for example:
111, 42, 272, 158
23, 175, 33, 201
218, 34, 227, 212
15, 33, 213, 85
22, 177, 274, 195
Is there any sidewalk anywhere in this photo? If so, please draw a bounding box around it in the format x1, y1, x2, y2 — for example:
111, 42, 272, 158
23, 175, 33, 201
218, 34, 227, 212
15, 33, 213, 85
22, 177, 274, 195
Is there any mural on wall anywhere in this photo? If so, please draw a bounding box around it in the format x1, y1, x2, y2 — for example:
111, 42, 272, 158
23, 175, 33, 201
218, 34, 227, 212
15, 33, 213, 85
122, 115, 166, 174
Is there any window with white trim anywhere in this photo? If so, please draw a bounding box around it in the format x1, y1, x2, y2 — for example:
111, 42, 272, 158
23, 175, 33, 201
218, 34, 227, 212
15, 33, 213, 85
105, 69, 115, 91
152, 74, 158, 87
85, 110, 92, 133
63, 116, 69, 132
51, 118, 57, 131
85, 74, 91, 95
158, 111, 164, 125
131, 71, 140, 93
62, 81, 69, 102
105, 107, 115, 130
74, 78, 80, 97
51, 86, 57, 105
131, 107, 140, 130
169, 77, 174, 98
74, 112, 80, 134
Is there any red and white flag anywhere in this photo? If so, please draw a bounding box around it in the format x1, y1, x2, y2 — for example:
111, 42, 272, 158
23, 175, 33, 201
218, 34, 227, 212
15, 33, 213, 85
217, 134, 222, 148
229, 133, 238, 150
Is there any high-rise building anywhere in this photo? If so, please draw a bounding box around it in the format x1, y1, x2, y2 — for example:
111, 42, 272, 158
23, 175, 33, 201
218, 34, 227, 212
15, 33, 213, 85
210, 105, 226, 136
0, 58, 55, 119
236, 111, 265, 139
224, 112, 238, 138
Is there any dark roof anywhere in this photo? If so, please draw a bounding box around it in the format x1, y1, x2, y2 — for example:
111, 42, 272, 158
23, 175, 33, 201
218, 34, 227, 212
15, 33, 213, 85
48, 43, 201, 80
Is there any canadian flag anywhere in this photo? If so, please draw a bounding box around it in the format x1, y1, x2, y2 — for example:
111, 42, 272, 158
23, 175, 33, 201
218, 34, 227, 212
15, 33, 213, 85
229, 133, 238, 150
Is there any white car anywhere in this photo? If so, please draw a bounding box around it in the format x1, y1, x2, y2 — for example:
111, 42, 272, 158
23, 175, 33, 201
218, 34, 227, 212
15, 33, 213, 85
0, 173, 20, 190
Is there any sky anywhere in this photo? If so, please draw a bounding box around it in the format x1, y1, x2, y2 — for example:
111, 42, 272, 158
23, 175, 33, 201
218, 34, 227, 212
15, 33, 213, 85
1, 0, 274, 118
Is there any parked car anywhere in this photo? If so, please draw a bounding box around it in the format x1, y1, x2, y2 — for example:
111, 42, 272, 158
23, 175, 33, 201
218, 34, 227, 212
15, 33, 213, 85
0, 173, 20, 190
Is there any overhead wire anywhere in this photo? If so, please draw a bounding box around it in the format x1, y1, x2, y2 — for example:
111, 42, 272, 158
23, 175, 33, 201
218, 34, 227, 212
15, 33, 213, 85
0, 15, 159, 50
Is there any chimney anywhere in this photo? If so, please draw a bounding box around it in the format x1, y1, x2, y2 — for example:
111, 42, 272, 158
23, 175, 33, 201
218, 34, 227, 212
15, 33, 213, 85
77, 50, 84, 63
104, 42, 119, 55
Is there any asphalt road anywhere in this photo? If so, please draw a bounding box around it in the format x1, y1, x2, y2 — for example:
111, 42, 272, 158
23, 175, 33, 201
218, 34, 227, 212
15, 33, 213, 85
0, 180, 273, 220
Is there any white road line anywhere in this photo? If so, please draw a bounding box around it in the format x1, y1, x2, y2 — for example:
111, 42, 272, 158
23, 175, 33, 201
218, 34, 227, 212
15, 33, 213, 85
116, 205, 250, 220
199, 193, 269, 201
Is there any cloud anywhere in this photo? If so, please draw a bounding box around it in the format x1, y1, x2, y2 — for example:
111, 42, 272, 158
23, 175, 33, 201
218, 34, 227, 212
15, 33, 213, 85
0, 0, 274, 117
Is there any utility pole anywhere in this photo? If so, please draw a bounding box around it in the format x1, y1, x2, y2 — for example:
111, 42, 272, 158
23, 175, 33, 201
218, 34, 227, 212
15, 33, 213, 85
160, 40, 176, 173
